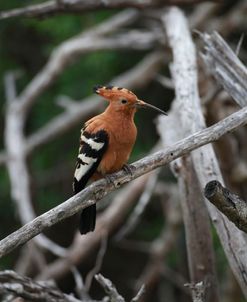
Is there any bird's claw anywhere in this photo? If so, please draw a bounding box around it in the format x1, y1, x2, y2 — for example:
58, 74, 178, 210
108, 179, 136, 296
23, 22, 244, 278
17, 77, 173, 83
123, 164, 134, 177
105, 174, 120, 189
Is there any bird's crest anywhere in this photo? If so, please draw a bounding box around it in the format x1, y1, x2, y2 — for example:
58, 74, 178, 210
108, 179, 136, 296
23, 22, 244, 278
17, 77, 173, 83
93, 85, 137, 102
93, 84, 167, 116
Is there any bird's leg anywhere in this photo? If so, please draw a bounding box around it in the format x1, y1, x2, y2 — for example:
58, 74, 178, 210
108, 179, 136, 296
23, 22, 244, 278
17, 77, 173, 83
105, 174, 120, 189
122, 164, 134, 177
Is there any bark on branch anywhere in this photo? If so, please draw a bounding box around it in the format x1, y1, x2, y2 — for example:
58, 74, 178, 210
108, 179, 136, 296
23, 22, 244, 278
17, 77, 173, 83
0, 0, 221, 20
0, 270, 80, 302
204, 180, 247, 234
160, 8, 219, 301
162, 6, 247, 298
185, 280, 208, 302
200, 31, 247, 108
1, 104, 247, 259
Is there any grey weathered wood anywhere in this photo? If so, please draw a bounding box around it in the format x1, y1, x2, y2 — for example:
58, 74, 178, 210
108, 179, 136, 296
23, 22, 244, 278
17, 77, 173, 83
162, 6, 247, 298
160, 8, 219, 302
205, 180, 247, 233
11, 10, 140, 117
0, 270, 81, 302
0, 0, 221, 20
1, 104, 247, 259
201, 31, 247, 108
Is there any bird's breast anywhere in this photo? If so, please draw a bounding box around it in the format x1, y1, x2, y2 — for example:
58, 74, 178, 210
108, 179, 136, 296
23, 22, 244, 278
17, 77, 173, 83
96, 119, 137, 176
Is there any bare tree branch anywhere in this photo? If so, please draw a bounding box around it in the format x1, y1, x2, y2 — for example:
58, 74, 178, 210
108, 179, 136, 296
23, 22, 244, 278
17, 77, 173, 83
3, 71, 21, 103
185, 280, 208, 302
4, 71, 68, 258
136, 194, 182, 300
0, 270, 81, 302
0, 0, 221, 20
131, 285, 146, 302
13, 9, 139, 118
2, 15, 164, 257
206, 1, 247, 36
162, 6, 247, 298
159, 113, 219, 302
95, 274, 125, 302
37, 168, 154, 281
1, 104, 247, 259
204, 180, 247, 234
115, 168, 160, 240
14, 242, 47, 276
201, 31, 247, 108
70, 266, 90, 301
25, 51, 164, 154
85, 233, 108, 291
160, 8, 220, 300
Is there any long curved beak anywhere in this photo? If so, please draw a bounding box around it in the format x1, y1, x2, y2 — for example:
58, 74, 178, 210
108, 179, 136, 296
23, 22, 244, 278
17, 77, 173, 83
135, 100, 168, 115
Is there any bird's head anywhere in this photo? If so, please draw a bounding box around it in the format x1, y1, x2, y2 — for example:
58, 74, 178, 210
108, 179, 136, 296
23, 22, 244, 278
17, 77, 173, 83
93, 85, 167, 116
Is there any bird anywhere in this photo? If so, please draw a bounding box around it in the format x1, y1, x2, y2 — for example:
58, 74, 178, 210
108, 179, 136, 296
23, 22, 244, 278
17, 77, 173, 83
73, 85, 167, 235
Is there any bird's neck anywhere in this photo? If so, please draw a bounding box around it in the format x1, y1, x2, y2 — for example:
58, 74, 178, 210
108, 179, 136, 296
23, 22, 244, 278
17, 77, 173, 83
104, 104, 136, 121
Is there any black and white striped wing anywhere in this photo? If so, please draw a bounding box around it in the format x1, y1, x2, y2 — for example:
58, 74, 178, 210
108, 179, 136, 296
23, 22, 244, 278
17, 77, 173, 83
73, 129, 109, 194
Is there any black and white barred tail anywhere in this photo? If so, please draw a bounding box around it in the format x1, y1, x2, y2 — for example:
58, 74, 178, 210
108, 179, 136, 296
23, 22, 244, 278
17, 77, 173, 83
73, 129, 109, 234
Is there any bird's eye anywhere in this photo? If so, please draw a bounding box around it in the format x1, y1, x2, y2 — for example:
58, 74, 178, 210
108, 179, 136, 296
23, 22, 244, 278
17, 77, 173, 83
121, 99, 128, 104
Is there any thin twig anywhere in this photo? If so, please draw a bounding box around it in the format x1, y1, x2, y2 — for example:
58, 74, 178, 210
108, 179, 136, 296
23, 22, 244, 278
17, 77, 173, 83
131, 285, 146, 302
136, 196, 182, 297
70, 266, 90, 301
115, 169, 160, 240
0, 270, 81, 302
85, 233, 108, 291
235, 33, 245, 57
95, 273, 125, 302
156, 74, 174, 90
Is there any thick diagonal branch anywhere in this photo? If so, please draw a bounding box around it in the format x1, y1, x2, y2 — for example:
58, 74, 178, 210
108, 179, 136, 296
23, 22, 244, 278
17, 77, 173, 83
1, 104, 247, 259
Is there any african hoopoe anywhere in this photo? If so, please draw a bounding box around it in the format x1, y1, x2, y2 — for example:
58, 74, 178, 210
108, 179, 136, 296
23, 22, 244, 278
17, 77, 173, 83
73, 85, 167, 234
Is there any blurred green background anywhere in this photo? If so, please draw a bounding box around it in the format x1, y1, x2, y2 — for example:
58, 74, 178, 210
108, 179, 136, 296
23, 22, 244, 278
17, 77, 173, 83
1, 1, 246, 301
0, 0, 170, 274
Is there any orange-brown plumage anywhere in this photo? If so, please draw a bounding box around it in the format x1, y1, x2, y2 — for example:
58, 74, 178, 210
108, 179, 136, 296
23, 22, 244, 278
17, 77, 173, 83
85, 87, 138, 178
73, 85, 167, 234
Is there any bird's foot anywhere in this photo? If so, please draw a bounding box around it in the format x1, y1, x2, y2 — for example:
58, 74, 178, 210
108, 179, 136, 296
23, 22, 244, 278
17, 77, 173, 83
105, 174, 120, 189
122, 164, 134, 177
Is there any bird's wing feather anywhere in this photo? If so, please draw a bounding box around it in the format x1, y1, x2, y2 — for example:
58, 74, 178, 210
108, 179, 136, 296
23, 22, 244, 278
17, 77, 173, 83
73, 128, 109, 194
